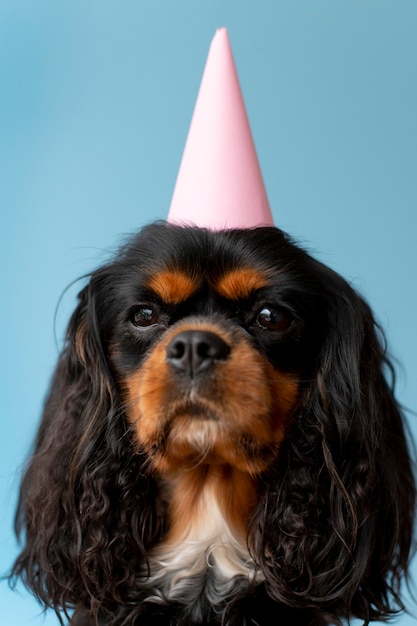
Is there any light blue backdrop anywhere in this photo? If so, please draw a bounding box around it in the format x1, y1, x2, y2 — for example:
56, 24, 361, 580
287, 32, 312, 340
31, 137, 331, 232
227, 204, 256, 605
1, 1, 416, 624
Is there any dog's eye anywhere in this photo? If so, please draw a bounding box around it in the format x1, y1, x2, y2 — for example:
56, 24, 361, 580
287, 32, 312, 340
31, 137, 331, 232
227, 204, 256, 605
256, 307, 291, 332
130, 306, 159, 328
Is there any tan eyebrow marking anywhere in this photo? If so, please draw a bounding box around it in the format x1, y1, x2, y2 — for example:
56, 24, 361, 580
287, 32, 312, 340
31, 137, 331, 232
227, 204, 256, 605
146, 270, 200, 305
214, 268, 268, 300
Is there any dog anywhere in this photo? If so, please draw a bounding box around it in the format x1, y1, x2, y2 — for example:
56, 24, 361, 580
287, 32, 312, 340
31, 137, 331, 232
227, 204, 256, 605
11, 223, 416, 625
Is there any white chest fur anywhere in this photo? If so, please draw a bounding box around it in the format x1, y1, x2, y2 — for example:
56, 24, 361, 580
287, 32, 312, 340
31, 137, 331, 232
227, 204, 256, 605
143, 469, 263, 612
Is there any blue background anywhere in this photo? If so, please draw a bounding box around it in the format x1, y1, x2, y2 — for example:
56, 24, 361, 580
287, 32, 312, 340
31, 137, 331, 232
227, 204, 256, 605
1, 1, 416, 624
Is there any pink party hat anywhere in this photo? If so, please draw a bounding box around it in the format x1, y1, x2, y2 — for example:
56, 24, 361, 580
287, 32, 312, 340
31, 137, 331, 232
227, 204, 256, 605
168, 28, 274, 230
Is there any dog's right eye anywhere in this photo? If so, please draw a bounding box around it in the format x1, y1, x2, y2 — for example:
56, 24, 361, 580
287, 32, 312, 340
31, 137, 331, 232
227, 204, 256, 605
130, 306, 160, 329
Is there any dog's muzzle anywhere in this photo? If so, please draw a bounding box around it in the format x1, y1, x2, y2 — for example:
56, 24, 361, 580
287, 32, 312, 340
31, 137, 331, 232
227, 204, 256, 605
123, 318, 299, 474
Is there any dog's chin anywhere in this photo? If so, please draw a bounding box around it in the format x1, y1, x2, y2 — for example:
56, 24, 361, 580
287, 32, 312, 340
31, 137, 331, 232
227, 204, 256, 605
165, 409, 226, 466
139, 400, 280, 475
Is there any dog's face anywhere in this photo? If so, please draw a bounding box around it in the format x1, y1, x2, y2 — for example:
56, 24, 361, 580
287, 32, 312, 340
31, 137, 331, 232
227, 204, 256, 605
106, 224, 323, 476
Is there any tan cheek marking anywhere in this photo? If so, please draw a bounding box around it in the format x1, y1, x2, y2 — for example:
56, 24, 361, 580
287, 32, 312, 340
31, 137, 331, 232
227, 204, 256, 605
214, 268, 268, 300
123, 341, 169, 448
217, 339, 299, 435
212, 346, 299, 472
146, 270, 200, 305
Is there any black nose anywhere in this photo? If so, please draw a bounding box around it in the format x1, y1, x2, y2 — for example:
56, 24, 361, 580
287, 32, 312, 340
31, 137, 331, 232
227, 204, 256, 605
166, 330, 230, 377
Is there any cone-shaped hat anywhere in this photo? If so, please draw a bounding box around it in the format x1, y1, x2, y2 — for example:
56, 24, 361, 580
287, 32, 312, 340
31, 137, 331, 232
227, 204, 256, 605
168, 28, 274, 230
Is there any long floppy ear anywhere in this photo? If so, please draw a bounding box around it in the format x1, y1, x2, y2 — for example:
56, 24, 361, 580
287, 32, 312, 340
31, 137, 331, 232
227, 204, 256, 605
253, 272, 416, 623
11, 271, 159, 622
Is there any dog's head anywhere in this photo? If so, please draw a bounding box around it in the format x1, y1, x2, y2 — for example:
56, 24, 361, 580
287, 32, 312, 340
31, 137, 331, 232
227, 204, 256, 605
12, 223, 416, 625
109, 225, 314, 477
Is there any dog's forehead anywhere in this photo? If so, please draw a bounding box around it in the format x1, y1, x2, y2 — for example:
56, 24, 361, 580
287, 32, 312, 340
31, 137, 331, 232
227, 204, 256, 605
132, 225, 280, 304
145, 266, 269, 305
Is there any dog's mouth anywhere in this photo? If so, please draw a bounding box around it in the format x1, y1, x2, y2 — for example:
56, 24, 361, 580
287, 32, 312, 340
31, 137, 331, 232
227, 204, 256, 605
167, 398, 220, 422
150, 405, 280, 473
149, 397, 232, 469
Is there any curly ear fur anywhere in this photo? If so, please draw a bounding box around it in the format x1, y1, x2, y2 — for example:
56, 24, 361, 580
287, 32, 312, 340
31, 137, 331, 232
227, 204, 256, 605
251, 266, 416, 623
12, 272, 161, 623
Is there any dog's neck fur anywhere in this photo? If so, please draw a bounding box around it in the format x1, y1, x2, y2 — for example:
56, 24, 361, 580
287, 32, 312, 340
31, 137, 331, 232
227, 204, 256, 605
165, 465, 257, 544
145, 466, 262, 613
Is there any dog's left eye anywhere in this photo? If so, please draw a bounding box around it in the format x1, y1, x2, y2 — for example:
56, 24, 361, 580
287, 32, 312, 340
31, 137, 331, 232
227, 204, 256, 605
256, 307, 291, 332
130, 306, 160, 328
